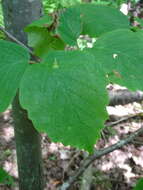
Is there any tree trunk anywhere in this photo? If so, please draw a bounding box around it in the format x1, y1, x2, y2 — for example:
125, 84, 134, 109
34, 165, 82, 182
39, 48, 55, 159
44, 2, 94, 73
2, 1, 44, 190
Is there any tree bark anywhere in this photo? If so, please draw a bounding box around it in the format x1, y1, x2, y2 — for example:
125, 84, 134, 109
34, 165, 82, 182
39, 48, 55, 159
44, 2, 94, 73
2, 1, 44, 190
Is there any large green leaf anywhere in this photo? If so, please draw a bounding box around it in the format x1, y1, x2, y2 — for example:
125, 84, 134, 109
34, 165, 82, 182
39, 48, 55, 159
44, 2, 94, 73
0, 40, 29, 112
57, 4, 129, 42
90, 29, 143, 90
57, 7, 82, 45
20, 50, 108, 152
78, 4, 130, 36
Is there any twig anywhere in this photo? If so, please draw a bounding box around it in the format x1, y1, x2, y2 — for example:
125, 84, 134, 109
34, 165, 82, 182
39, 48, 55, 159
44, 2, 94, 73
65, 151, 82, 172
60, 126, 143, 190
0, 26, 40, 62
0, 26, 33, 53
106, 112, 143, 127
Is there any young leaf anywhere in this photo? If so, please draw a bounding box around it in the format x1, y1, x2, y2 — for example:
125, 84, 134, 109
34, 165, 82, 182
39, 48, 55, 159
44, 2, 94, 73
25, 27, 65, 58
20, 50, 109, 152
26, 15, 53, 28
91, 29, 143, 91
78, 4, 130, 36
57, 7, 82, 45
25, 15, 65, 58
0, 40, 29, 112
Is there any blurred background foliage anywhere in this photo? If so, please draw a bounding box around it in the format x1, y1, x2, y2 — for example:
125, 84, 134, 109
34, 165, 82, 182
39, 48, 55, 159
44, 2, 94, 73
42, 0, 140, 14
43, 0, 81, 13
0, 0, 3, 26
0, 0, 141, 25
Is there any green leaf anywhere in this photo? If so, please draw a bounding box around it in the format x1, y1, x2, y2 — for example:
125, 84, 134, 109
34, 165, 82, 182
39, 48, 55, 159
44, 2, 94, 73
90, 29, 143, 90
26, 15, 54, 28
56, 4, 129, 44
0, 40, 29, 112
26, 27, 65, 58
0, 168, 14, 185
20, 50, 108, 152
76, 4, 130, 37
57, 7, 82, 45
133, 178, 143, 190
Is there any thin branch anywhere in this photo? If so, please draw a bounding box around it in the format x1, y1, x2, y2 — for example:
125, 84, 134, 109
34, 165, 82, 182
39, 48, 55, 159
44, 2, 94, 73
0, 26, 40, 62
64, 151, 82, 173
106, 112, 143, 127
0, 26, 33, 53
60, 126, 143, 190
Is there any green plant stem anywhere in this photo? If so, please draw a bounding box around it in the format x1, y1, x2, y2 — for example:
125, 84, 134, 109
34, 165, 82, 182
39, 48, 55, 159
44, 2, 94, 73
2, 0, 44, 190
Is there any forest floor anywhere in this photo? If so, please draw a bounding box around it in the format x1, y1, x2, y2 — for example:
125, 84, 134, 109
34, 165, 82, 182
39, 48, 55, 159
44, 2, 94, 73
0, 86, 143, 190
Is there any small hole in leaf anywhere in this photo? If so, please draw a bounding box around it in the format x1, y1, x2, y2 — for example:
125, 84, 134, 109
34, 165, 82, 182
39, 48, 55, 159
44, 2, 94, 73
113, 53, 118, 59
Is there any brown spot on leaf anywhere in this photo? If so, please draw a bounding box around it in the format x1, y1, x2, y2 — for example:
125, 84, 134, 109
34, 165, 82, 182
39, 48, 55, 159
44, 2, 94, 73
113, 70, 122, 78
